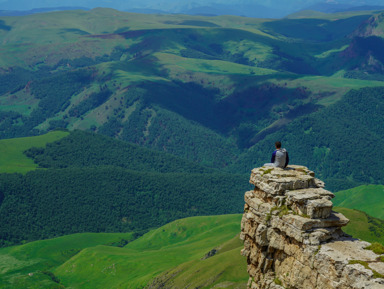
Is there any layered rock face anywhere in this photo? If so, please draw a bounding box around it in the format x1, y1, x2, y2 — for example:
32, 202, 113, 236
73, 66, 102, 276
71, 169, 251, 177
240, 165, 384, 289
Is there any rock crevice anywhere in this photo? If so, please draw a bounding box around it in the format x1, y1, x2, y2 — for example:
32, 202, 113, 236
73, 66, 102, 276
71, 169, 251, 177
241, 165, 384, 289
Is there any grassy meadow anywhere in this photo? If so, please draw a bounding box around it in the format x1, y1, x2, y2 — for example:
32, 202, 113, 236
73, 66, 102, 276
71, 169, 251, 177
333, 185, 384, 220
334, 207, 384, 245
0, 232, 135, 288
0, 130, 69, 174
0, 215, 247, 289
1, 208, 384, 288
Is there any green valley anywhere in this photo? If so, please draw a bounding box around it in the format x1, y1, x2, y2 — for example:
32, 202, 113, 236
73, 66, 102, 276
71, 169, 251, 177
1, 7, 384, 288
0, 215, 247, 289
1, 8, 384, 182
2, 209, 384, 289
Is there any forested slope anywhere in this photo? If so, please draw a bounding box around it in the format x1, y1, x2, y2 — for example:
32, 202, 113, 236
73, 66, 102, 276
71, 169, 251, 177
231, 86, 384, 191
0, 131, 248, 247
0, 8, 383, 169
24, 130, 215, 173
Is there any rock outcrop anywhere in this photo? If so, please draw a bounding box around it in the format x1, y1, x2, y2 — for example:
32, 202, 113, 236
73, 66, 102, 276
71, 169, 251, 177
240, 165, 384, 289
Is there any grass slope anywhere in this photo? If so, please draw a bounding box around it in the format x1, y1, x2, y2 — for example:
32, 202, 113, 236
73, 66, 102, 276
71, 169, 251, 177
334, 207, 384, 246
0, 232, 135, 288
0, 130, 69, 174
2, 209, 384, 289
333, 185, 384, 220
147, 235, 247, 289
54, 215, 245, 288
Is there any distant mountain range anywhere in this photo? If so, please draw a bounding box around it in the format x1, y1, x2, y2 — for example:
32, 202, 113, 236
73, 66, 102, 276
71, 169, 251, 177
1, 0, 384, 18
0, 7, 88, 16
304, 3, 384, 14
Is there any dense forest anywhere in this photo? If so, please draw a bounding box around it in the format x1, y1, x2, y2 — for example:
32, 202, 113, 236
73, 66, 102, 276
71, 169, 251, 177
0, 131, 248, 247
232, 87, 384, 191
0, 168, 248, 247
24, 130, 215, 173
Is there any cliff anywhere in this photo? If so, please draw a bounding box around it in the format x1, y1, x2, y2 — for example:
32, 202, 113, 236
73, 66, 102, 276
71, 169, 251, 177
240, 165, 384, 289
349, 12, 384, 38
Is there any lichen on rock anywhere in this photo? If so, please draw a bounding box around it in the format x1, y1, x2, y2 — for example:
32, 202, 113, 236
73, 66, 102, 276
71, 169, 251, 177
241, 165, 384, 289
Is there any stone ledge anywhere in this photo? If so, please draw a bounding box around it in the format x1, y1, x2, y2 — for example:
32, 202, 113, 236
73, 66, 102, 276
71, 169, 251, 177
241, 165, 384, 288
249, 166, 320, 195
278, 211, 349, 231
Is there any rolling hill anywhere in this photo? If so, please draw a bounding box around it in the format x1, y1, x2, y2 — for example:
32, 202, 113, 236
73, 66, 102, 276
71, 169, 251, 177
1, 7, 384, 289
1, 8, 384, 186
0, 231, 135, 288
0, 215, 247, 289
334, 206, 384, 245
1, 209, 384, 289
333, 185, 384, 219
1, 7, 384, 246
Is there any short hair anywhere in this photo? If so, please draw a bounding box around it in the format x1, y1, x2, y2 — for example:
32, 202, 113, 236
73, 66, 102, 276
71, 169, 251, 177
275, 141, 281, 148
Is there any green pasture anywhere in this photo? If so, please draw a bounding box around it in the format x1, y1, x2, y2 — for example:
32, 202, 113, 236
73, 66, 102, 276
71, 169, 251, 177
0, 9, 271, 45
286, 9, 375, 20
333, 185, 384, 220
2, 208, 384, 288
334, 207, 384, 246
0, 214, 245, 289
54, 214, 243, 288
273, 75, 384, 106
0, 8, 275, 68
155, 52, 277, 75
0, 232, 134, 288
153, 235, 248, 289
0, 130, 69, 174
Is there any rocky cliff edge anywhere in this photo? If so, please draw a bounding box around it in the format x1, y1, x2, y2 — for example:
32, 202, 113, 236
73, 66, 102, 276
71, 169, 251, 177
240, 165, 384, 289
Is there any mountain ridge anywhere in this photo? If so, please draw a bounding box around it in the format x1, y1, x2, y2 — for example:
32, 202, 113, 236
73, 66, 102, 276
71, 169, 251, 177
1, 0, 384, 18
0, 7, 89, 16
1, 9, 384, 189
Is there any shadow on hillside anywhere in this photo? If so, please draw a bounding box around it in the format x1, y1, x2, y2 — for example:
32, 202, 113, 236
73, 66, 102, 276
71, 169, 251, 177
0, 20, 11, 31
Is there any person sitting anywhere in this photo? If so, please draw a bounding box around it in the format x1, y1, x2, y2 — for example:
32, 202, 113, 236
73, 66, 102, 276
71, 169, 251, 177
264, 141, 289, 169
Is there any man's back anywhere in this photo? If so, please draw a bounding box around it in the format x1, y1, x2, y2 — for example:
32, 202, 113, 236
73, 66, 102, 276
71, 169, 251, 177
264, 141, 289, 168
273, 148, 288, 168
